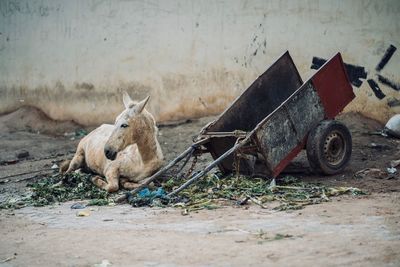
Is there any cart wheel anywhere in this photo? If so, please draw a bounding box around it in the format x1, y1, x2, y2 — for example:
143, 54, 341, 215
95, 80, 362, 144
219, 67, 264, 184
306, 120, 352, 175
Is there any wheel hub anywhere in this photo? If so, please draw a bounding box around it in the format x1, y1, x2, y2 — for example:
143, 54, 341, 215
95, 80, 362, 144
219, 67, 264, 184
323, 131, 346, 165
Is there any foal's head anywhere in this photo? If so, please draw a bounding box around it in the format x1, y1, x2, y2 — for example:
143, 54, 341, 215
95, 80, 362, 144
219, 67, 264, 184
104, 92, 153, 160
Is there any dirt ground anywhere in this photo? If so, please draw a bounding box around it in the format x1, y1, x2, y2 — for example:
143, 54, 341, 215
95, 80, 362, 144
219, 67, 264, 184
0, 107, 400, 266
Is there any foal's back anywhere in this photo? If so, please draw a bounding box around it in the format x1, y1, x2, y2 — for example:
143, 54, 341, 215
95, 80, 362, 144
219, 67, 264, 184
78, 124, 114, 176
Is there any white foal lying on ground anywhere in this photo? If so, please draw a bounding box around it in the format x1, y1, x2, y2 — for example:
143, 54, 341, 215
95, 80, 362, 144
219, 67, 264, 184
62, 92, 164, 192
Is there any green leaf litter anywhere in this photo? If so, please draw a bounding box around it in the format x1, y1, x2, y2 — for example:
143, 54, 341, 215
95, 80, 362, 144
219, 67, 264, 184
0, 172, 111, 209
1, 170, 366, 211
129, 173, 366, 212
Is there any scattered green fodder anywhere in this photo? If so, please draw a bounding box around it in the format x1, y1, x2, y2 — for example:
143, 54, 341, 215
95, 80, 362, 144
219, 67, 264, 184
0, 172, 111, 209
255, 230, 295, 244
129, 174, 366, 212
1, 170, 366, 212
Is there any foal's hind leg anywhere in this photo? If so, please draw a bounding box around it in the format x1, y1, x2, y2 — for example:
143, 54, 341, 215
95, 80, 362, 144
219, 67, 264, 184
92, 167, 119, 193
58, 147, 85, 186
65, 147, 85, 174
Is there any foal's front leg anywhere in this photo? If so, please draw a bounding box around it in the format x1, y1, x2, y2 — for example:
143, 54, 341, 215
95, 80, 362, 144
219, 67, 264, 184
91, 167, 119, 193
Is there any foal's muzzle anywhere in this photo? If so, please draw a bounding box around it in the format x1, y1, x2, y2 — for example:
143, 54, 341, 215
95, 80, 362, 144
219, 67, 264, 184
104, 147, 117, 160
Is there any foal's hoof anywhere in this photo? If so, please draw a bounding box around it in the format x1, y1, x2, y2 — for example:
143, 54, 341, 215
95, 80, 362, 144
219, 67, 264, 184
91, 176, 99, 182
91, 176, 103, 186
106, 186, 119, 193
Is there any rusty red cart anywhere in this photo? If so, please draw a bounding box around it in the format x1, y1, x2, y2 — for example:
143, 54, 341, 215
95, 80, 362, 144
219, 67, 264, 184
125, 51, 355, 198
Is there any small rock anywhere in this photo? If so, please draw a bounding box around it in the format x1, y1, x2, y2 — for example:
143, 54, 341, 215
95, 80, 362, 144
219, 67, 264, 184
354, 168, 387, 179
5, 159, 19, 165
76, 210, 90, 217
369, 143, 391, 150
71, 203, 86, 209
51, 164, 59, 169
103, 218, 113, 222
181, 209, 189, 216
16, 150, 29, 159
236, 196, 250, 206
0, 255, 16, 263
93, 259, 112, 267
64, 132, 75, 137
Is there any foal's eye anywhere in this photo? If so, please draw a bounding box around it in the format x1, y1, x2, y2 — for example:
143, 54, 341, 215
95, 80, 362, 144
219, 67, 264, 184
120, 123, 129, 128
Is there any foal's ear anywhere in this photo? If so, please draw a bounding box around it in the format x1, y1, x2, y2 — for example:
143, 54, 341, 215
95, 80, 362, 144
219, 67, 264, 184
127, 96, 150, 116
123, 91, 135, 109
134, 96, 150, 114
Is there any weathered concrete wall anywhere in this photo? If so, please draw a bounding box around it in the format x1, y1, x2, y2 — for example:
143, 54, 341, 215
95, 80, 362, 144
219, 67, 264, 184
0, 0, 399, 125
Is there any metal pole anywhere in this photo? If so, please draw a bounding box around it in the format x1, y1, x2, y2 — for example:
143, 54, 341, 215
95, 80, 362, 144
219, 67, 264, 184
116, 146, 195, 203
167, 137, 250, 197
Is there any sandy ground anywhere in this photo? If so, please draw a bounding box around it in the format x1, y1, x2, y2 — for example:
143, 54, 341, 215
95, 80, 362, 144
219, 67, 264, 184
0, 193, 399, 267
0, 107, 400, 266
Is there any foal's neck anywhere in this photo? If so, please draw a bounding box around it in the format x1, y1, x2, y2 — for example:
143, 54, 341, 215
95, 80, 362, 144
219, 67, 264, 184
134, 119, 161, 164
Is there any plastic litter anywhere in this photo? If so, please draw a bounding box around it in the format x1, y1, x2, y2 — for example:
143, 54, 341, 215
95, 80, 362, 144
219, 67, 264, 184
138, 187, 165, 198
128, 187, 167, 207
387, 167, 397, 174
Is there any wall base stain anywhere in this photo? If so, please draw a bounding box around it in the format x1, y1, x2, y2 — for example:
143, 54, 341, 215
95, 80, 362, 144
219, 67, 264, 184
0, 70, 251, 126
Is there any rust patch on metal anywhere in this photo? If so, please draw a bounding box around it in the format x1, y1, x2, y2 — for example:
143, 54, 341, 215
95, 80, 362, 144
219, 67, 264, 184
203, 51, 303, 174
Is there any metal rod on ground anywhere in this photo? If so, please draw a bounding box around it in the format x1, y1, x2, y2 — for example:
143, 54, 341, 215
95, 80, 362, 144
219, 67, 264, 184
175, 148, 194, 175
116, 145, 196, 203
167, 137, 250, 197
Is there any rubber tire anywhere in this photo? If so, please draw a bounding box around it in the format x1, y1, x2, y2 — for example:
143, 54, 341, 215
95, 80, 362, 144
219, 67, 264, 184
306, 120, 352, 175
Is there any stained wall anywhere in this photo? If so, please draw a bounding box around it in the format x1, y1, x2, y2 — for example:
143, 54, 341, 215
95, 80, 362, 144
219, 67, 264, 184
0, 0, 399, 125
